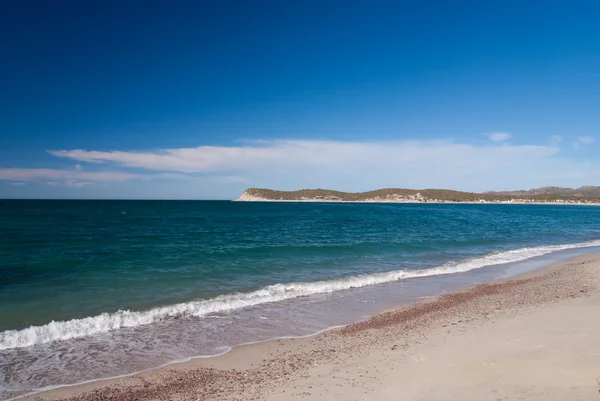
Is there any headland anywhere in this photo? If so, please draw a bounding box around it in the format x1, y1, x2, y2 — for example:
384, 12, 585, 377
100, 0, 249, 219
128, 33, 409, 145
235, 186, 600, 205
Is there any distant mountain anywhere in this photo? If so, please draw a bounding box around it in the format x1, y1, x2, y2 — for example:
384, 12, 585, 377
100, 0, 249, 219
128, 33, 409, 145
485, 186, 600, 197
236, 187, 600, 203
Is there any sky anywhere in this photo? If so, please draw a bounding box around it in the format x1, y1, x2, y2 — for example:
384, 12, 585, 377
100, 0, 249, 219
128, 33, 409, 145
1, 0, 599, 199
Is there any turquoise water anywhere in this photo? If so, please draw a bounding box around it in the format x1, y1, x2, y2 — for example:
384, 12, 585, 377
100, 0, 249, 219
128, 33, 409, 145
1, 200, 600, 399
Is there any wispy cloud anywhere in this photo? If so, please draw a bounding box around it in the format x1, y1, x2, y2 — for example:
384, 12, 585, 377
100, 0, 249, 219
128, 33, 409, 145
0, 168, 196, 187
573, 135, 595, 149
0, 166, 218, 189
487, 132, 511, 143
4, 138, 600, 195
49, 139, 555, 174
42, 139, 594, 192
0, 168, 138, 183
46, 180, 92, 188
549, 135, 562, 145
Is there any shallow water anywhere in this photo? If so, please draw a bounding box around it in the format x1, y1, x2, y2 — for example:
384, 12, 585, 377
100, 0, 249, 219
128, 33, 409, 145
1, 200, 599, 399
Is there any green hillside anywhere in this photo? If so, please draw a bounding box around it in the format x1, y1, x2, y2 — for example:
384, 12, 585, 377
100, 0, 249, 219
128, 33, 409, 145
241, 187, 600, 203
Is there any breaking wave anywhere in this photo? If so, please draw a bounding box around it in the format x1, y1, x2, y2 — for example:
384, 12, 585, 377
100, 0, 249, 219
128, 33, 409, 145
2, 239, 599, 351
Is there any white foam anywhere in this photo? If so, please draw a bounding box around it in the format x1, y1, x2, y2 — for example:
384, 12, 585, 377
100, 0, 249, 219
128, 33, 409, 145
2, 239, 600, 351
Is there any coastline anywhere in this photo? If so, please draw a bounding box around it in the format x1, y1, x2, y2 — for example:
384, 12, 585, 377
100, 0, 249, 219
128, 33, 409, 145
234, 187, 600, 205
21, 252, 600, 401
233, 196, 600, 206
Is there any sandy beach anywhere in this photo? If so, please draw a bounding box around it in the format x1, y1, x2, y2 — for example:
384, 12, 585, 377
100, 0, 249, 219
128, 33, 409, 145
23, 253, 600, 401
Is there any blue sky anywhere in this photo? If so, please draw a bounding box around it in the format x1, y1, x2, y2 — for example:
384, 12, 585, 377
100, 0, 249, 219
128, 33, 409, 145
1, 0, 599, 199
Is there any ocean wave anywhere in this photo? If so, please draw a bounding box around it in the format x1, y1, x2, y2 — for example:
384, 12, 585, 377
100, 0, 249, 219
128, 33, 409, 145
2, 239, 600, 351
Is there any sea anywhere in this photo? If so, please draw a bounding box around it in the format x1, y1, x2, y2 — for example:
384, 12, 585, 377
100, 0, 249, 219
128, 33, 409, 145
1, 200, 600, 400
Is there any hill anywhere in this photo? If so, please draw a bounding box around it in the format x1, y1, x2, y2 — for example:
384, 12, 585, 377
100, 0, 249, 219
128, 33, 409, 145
236, 187, 600, 203
485, 186, 600, 198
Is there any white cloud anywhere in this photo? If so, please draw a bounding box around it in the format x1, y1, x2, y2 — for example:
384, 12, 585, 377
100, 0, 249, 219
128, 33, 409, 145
0, 168, 138, 184
42, 139, 595, 192
0, 168, 197, 187
0, 167, 213, 188
549, 135, 562, 145
46, 180, 91, 188
487, 132, 511, 142
5, 138, 600, 196
49, 139, 554, 175
573, 136, 595, 149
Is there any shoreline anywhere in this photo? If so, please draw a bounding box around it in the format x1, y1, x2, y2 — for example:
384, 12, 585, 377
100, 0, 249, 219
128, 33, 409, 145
233, 197, 600, 206
20, 252, 600, 401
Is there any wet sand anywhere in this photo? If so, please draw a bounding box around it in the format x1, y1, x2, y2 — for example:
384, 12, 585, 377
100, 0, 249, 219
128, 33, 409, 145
24, 253, 600, 401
